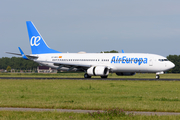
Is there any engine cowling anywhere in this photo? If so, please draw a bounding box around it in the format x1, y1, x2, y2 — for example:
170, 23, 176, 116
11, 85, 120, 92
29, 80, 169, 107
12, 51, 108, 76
116, 72, 135, 76
87, 66, 109, 76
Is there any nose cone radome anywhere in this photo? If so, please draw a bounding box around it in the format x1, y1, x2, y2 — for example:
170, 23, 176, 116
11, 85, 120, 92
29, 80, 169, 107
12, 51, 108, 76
169, 62, 175, 69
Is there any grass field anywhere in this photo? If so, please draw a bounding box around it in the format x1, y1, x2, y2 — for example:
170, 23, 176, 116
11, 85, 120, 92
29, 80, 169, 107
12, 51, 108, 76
0, 72, 179, 79
0, 73, 180, 119
0, 79, 180, 112
0, 111, 180, 120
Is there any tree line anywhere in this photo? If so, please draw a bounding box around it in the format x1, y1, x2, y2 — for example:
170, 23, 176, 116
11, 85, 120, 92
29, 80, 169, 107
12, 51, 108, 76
0, 57, 39, 71
167, 55, 180, 73
0, 54, 179, 73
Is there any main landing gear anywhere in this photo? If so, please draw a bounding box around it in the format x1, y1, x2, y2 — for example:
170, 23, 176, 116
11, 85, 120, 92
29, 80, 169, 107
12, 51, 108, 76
155, 75, 160, 79
84, 73, 108, 78
84, 73, 91, 78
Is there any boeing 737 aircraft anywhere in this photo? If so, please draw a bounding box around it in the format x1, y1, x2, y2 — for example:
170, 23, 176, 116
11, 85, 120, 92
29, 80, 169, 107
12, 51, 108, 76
7, 21, 175, 79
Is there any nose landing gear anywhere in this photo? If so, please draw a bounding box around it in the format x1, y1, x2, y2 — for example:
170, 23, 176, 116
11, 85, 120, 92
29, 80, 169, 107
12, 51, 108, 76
156, 71, 164, 79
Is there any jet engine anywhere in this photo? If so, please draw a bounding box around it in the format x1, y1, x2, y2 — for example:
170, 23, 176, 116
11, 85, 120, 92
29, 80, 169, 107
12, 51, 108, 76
116, 72, 136, 76
87, 66, 109, 76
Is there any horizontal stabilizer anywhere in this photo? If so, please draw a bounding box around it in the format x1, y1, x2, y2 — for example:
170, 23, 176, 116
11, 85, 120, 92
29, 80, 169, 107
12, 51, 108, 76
6, 52, 38, 59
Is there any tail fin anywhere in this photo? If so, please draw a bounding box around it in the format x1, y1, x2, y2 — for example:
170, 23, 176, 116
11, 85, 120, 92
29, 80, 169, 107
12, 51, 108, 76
26, 21, 61, 54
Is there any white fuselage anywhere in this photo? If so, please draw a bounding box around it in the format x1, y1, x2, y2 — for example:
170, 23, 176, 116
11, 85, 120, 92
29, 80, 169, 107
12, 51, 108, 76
7, 21, 175, 79
32, 53, 175, 73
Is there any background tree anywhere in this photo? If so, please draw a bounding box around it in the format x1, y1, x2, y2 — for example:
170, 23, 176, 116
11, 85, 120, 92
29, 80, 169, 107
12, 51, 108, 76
6, 66, 11, 72
101, 50, 119, 53
0, 57, 39, 70
167, 55, 180, 73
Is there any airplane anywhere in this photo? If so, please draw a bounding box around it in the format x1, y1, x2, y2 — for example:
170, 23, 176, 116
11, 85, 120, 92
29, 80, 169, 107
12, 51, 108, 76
6, 21, 175, 79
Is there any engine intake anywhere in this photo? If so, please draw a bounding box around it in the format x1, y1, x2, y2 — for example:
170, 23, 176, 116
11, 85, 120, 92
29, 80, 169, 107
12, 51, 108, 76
87, 66, 109, 76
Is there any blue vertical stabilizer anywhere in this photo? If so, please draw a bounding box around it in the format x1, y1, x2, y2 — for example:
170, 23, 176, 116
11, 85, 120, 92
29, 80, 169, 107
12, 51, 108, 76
26, 21, 61, 54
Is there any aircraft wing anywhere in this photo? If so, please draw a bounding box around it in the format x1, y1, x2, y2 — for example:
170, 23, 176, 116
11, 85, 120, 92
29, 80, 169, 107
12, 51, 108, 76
54, 63, 90, 71
36, 60, 92, 71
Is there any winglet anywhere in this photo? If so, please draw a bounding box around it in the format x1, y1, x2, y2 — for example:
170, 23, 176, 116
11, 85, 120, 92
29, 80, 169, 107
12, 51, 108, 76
122, 50, 124, 53
18, 47, 29, 60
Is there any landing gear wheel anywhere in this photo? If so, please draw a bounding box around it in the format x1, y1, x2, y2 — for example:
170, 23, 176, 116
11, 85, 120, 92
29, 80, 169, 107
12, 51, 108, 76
156, 75, 160, 79
84, 73, 91, 78
101, 76, 108, 78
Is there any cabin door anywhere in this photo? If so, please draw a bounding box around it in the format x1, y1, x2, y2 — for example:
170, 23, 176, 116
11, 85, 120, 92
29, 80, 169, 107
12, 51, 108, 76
149, 58, 153, 66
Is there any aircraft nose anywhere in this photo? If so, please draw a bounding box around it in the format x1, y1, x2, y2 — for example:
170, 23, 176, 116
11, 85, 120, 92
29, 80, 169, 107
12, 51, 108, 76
169, 62, 175, 69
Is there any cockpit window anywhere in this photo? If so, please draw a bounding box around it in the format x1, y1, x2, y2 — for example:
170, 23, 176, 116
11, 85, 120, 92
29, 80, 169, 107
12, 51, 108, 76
159, 59, 168, 62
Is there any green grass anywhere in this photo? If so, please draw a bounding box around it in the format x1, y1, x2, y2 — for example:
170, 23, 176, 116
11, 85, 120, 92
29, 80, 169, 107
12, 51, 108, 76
0, 111, 180, 120
0, 72, 179, 79
0, 77, 180, 119
0, 72, 85, 78
0, 79, 180, 112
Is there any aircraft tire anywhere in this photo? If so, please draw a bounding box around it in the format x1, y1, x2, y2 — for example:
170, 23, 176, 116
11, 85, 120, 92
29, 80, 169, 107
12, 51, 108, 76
84, 73, 91, 78
156, 75, 160, 79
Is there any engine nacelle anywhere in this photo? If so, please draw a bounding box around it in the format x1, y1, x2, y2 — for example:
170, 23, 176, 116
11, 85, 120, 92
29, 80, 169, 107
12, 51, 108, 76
116, 72, 135, 76
87, 66, 109, 76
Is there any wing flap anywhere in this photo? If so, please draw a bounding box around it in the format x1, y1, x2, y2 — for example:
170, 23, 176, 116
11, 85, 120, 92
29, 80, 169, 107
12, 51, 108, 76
53, 62, 90, 70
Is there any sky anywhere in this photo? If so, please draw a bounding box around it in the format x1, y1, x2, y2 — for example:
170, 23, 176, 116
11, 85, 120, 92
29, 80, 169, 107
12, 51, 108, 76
1, 0, 180, 58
